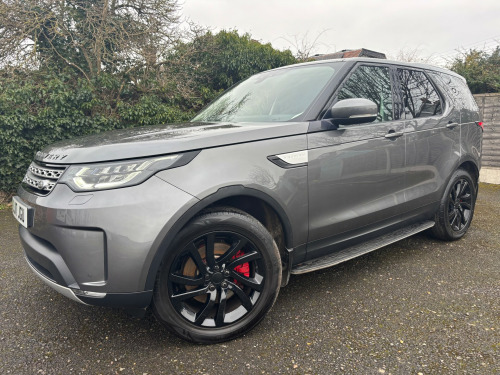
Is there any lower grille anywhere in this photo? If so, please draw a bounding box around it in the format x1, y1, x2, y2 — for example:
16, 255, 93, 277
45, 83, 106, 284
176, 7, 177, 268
22, 161, 67, 195
26, 253, 57, 283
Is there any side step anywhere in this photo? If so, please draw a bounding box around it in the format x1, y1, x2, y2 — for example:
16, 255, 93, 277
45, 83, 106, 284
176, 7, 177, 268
291, 221, 435, 275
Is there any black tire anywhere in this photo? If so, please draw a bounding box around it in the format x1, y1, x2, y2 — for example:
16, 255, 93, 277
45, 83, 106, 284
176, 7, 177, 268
431, 168, 477, 241
153, 208, 281, 344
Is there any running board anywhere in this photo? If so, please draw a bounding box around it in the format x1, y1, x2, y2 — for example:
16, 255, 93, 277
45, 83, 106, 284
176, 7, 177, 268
291, 221, 435, 275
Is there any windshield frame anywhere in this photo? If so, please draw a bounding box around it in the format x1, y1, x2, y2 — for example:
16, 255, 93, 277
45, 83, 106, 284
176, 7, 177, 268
191, 61, 345, 124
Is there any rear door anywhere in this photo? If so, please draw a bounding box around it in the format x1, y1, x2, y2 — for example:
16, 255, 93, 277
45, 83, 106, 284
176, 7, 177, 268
428, 71, 482, 166
395, 68, 461, 217
306, 64, 406, 259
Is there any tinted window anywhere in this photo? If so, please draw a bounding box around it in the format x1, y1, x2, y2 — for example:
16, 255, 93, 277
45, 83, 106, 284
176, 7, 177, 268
192, 65, 338, 122
429, 71, 478, 112
398, 69, 442, 119
337, 65, 393, 122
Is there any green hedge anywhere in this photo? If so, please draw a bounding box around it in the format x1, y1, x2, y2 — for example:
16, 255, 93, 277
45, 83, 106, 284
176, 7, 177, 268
0, 71, 191, 193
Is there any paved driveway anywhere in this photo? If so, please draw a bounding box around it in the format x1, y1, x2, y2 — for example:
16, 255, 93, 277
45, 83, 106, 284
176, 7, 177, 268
1, 184, 499, 374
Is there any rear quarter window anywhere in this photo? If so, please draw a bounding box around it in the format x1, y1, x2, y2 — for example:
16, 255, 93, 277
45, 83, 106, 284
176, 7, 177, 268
428, 71, 478, 112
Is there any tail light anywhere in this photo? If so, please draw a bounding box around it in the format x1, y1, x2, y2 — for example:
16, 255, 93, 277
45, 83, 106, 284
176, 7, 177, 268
475, 121, 484, 131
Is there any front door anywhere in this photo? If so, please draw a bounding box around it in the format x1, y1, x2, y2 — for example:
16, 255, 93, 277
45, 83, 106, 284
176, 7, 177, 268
306, 64, 406, 259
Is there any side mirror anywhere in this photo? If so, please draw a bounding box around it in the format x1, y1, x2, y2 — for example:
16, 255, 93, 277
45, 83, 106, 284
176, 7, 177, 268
329, 98, 378, 125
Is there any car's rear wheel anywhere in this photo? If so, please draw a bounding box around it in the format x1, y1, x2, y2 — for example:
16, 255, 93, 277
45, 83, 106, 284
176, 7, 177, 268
431, 168, 477, 241
153, 208, 281, 343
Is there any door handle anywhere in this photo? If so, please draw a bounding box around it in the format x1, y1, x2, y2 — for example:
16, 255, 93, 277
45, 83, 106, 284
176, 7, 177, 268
384, 131, 404, 139
446, 122, 459, 129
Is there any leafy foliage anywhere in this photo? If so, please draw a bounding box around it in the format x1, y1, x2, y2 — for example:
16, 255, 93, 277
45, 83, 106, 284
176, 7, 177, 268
0, 27, 295, 194
161, 30, 297, 110
204, 31, 297, 91
448, 47, 500, 94
0, 68, 197, 192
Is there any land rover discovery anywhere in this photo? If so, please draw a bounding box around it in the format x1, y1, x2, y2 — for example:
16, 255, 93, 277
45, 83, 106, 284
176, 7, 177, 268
13, 58, 483, 343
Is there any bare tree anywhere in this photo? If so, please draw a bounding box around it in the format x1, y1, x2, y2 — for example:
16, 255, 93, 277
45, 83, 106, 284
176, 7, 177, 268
279, 29, 333, 62
390, 47, 435, 64
0, 0, 181, 80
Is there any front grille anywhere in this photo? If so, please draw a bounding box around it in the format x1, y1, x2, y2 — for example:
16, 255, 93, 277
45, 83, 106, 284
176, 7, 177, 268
22, 161, 67, 196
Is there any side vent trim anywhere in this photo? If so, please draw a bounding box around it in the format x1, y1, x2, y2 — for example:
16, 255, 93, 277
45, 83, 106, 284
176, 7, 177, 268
268, 150, 308, 169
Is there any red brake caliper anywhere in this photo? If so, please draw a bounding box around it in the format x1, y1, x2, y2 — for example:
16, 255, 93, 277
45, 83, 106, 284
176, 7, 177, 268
232, 250, 250, 287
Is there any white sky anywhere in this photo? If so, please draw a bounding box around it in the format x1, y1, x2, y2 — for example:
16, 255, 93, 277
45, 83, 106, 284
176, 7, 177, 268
182, 0, 500, 65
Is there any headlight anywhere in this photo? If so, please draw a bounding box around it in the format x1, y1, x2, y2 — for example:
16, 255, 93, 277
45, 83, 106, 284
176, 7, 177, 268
59, 151, 199, 192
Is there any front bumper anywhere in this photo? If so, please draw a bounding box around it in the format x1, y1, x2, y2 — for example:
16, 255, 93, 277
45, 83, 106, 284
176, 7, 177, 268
25, 253, 92, 305
25, 253, 154, 307
16, 175, 198, 308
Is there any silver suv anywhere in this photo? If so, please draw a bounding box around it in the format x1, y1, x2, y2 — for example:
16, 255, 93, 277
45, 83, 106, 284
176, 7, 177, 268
12, 58, 483, 343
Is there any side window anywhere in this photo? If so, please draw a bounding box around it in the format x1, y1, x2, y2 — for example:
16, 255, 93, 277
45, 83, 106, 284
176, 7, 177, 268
337, 65, 393, 122
428, 71, 462, 107
398, 69, 442, 119
428, 71, 478, 112
449, 75, 479, 112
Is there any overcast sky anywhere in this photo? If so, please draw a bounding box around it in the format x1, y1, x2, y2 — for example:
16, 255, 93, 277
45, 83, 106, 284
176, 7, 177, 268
182, 0, 500, 65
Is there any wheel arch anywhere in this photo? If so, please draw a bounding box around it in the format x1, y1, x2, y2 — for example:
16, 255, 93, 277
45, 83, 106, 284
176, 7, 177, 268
435, 158, 480, 210
457, 159, 480, 187
144, 185, 294, 291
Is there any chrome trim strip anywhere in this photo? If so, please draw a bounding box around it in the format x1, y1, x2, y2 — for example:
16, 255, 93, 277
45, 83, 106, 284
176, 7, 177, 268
73, 290, 107, 298
349, 113, 375, 118
29, 164, 64, 179
23, 173, 55, 192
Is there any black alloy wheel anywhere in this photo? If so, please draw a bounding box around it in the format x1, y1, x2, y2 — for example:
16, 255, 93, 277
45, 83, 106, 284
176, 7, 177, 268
153, 208, 281, 343
432, 168, 477, 241
168, 231, 266, 327
447, 178, 472, 231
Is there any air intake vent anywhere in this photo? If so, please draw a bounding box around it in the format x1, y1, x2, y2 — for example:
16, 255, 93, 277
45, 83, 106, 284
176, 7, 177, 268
22, 161, 67, 196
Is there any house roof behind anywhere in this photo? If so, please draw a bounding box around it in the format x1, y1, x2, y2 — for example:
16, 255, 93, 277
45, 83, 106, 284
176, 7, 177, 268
313, 48, 386, 60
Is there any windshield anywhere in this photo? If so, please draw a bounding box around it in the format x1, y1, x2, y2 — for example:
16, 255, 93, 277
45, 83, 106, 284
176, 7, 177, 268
192, 64, 338, 122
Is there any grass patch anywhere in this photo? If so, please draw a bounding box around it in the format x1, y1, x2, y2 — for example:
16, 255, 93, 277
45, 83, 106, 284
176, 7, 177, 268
0, 203, 12, 211
479, 182, 500, 191
0, 191, 13, 209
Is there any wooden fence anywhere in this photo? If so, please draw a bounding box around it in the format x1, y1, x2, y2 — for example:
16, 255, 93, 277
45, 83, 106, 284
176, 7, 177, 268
474, 93, 500, 169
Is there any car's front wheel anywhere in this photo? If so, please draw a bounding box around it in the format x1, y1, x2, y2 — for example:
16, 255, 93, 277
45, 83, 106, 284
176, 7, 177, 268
153, 208, 281, 343
431, 168, 477, 241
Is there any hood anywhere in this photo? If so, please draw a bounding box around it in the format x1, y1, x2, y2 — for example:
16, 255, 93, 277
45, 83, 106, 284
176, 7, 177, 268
35, 121, 308, 164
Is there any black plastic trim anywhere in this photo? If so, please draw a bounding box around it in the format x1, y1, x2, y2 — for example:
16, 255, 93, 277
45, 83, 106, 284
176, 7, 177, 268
20, 227, 78, 288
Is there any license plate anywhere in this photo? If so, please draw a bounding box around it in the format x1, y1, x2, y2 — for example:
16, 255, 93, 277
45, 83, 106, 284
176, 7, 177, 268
12, 196, 34, 228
